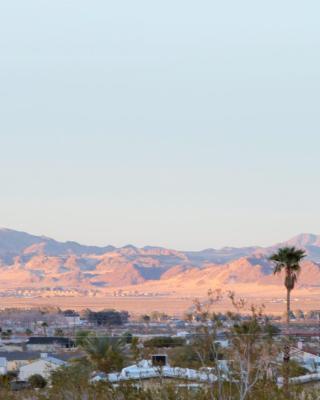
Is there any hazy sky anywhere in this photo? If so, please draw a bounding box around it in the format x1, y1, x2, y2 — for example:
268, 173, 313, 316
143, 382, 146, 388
1, 1, 320, 250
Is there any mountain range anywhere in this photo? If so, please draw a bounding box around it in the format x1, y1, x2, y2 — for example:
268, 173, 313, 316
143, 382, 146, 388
0, 228, 320, 295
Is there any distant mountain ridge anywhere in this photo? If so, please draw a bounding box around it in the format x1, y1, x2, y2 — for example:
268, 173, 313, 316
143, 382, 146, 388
0, 228, 115, 260
0, 228, 319, 293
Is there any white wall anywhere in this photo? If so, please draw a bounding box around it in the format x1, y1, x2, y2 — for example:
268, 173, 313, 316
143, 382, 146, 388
18, 359, 60, 381
0, 357, 7, 375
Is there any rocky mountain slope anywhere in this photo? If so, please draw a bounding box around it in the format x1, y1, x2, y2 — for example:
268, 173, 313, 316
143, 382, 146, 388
0, 228, 319, 293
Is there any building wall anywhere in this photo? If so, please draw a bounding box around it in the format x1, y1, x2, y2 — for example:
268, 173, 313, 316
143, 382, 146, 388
7, 360, 30, 371
65, 316, 81, 326
18, 360, 60, 381
0, 366, 7, 375
26, 344, 57, 352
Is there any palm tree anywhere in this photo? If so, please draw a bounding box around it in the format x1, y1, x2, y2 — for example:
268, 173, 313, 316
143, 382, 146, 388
41, 322, 48, 336
269, 246, 306, 394
82, 335, 125, 373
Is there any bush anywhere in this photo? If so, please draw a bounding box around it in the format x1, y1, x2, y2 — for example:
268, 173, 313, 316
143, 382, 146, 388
0, 371, 18, 387
75, 330, 92, 346
1, 330, 12, 339
144, 336, 185, 348
28, 374, 47, 388
123, 332, 133, 344
54, 328, 64, 337
169, 344, 202, 368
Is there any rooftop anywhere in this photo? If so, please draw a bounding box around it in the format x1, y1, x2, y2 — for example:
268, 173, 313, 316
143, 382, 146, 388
91, 359, 228, 384
27, 337, 75, 346
0, 351, 82, 362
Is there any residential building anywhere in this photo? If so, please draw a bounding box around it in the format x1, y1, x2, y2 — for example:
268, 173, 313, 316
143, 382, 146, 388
26, 337, 75, 352
18, 353, 66, 381
0, 350, 84, 372
91, 357, 219, 386
63, 311, 81, 327
0, 351, 41, 371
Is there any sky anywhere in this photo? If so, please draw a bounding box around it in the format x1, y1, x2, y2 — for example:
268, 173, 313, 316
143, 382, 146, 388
1, 1, 320, 250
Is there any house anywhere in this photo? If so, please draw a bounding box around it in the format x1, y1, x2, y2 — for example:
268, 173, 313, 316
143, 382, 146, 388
176, 331, 191, 339
278, 371, 320, 386
0, 350, 84, 372
291, 346, 320, 372
215, 338, 229, 349
291, 347, 320, 372
18, 353, 66, 381
26, 337, 75, 352
0, 351, 41, 371
63, 311, 81, 327
277, 347, 320, 372
91, 355, 221, 386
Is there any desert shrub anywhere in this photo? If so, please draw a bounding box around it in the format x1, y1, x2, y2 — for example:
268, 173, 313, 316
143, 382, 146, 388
54, 328, 64, 337
28, 374, 47, 389
144, 336, 185, 348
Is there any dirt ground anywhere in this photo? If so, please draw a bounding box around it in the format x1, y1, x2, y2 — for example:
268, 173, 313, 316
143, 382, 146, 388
0, 293, 319, 317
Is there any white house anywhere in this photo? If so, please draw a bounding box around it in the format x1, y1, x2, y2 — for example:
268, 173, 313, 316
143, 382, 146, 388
91, 356, 229, 385
215, 339, 229, 349
63, 311, 81, 327
18, 353, 66, 381
277, 347, 320, 373
92, 359, 216, 384
290, 347, 320, 372
0, 351, 40, 372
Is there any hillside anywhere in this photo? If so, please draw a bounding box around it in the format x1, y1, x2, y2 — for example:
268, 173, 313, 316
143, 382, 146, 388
0, 228, 319, 295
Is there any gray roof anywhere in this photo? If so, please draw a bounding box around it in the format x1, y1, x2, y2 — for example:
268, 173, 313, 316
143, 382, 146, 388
0, 351, 84, 362
52, 351, 85, 362
41, 356, 66, 366
27, 337, 75, 346
0, 351, 40, 361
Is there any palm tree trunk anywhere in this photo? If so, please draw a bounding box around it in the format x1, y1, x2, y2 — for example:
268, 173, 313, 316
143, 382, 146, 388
283, 288, 291, 396
286, 288, 290, 328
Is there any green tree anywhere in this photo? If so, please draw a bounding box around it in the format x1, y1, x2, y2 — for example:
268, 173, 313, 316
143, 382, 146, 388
122, 331, 133, 344
130, 336, 142, 363
1, 330, 12, 339
41, 321, 48, 336
140, 314, 151, 323
82, 335, 125, 373
75, 330, 92, 347
169, 344, 203, 368
144, 336, 185, 348
48, 364, 92, 399
269, 246, 306, 396
54, 328, 64, 337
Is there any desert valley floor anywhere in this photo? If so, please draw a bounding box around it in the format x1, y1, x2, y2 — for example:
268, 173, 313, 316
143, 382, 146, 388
1, 290, 319, 317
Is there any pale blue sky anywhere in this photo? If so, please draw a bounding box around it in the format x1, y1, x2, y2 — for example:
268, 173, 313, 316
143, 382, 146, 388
1, 1, 320, 249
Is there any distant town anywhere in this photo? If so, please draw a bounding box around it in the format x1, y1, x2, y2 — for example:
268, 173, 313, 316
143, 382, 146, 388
0, 286, 318, 398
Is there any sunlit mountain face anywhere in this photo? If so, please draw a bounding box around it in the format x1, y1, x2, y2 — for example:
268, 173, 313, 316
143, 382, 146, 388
0, 229, 319, 292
